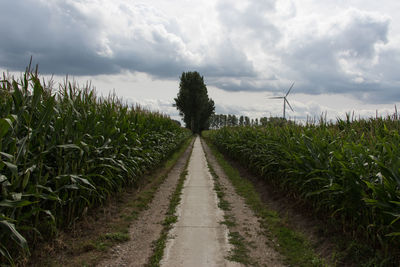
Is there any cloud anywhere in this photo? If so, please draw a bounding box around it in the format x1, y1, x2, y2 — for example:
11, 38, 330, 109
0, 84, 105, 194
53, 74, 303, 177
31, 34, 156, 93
212, 5, 400, 104
281, 9, 392, 97
210, 2, 399, 103
0, 0, 256, 80
128, 98, 179, 117
0, 0, 196, 76
217, 0, 281, 45
0, 0, 117, 74
1, 0, 400, 105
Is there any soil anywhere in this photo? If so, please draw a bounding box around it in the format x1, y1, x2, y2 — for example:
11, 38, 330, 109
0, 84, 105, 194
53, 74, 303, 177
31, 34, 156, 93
201, 139, 285, 267
214, 148, 336, 263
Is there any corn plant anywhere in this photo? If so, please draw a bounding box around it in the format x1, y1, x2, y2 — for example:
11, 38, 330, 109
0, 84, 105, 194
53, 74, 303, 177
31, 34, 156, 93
0, 67, 190, 265
203, 115, 400, 260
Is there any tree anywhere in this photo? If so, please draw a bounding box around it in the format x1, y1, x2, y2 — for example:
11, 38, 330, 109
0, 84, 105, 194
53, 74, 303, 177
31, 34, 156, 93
231, 114, 238, 126
260, 117, 268, 126
174, 71, 215, 133
244, 116, 250, 126
239, 115, 244, 126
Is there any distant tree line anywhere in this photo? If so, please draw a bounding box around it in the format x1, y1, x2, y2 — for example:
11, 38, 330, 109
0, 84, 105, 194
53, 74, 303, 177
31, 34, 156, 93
209, 114, 289, 129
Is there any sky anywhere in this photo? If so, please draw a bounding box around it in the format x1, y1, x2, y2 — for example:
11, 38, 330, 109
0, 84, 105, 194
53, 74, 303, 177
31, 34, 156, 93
1, 0, 400, 123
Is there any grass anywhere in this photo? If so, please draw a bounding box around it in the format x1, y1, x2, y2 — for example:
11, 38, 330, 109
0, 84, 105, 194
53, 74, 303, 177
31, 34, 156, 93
79, 231, 130, 253
205, 153, 255, 266
102, 231, 130, 242
203, 138, 326, 267
228, 231, 253, 264
146, 139, 194, 267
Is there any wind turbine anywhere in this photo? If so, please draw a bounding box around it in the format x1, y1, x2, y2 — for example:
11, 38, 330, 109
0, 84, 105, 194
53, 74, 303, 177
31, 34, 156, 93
269, 82, 295, 120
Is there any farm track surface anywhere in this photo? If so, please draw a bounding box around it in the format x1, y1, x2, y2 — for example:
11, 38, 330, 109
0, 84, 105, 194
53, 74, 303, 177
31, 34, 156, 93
34, 136, 286, 266
201, 139, 285, 267
97, 139, 195, 267
100, 136, 285, 266
161, 137, 240, 267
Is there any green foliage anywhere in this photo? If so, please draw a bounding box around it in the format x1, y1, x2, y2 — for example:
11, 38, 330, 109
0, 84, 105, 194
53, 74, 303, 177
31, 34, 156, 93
204, 115, 400, 263
174, 71, 215, 133
0, 68, 191, 265
205, 156, 256, 266
209, 114, 285, 129
203, 139, 323, 266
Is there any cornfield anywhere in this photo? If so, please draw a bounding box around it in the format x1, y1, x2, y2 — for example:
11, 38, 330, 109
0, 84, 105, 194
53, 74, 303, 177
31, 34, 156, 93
203, 115, 400, 260
0, 67, 191, 264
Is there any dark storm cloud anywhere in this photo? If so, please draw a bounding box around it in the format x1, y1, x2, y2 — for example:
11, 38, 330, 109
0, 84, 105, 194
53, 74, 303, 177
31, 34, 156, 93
213, 3, 400, 103
355, 48, 400, 104
281, 9, 393, 101
0, 0, 118, 75
0, 0, 257, 80
0, 0, 184, 76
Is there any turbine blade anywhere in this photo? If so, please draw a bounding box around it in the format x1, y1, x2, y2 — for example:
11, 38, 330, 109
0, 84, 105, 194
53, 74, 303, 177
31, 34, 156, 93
285, 98, 294, 111
285, 82, 295, 97
269, 96, 284, 99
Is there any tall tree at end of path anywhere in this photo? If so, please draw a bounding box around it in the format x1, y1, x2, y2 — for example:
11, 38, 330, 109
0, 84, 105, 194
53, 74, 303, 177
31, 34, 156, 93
174, 71, 215, 133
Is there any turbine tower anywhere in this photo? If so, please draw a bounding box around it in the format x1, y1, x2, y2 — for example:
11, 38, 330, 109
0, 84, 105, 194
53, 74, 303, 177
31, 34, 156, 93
269, 82, 295, 119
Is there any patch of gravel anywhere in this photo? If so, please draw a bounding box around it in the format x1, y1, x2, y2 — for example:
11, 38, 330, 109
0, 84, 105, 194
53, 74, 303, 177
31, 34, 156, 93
98, 140, 194, 267
201, 140, 285, 267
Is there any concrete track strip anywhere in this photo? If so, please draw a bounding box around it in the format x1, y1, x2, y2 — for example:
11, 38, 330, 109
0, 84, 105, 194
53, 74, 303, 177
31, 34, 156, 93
161, 137, 240, 267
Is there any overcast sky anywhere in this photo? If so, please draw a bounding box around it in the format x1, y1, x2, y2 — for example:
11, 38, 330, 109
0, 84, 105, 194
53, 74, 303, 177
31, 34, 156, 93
1, 0, 400, 122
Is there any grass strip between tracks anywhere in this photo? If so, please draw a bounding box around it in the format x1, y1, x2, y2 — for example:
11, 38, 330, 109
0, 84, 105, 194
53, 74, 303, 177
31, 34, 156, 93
203, 138, 326, 267
206, 156, 257, 266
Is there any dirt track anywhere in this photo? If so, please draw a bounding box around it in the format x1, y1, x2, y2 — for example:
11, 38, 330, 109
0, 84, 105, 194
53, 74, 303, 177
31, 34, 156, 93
97, 139, 194, 267
201, 139, 284, 267
98, 137, 283, 266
